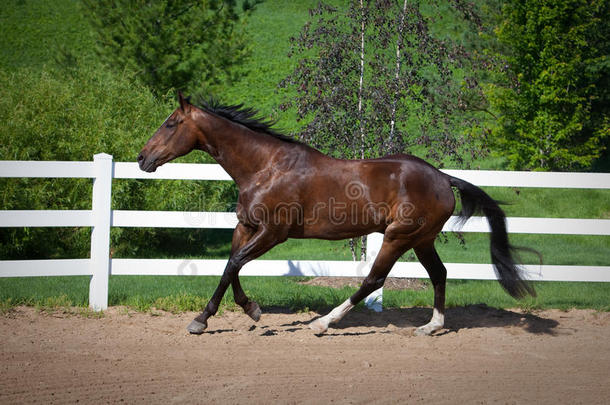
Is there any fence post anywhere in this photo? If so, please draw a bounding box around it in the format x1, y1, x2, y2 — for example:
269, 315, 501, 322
364, 232, 384, 312
89, 153, 113, 311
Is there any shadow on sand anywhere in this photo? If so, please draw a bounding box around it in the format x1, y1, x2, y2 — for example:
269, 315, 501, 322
278, 304, 560, 336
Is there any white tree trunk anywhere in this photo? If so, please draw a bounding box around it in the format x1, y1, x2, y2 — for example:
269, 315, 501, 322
358, 0, 367, 261
389, 0, 408, 145
358, 0, 365, 161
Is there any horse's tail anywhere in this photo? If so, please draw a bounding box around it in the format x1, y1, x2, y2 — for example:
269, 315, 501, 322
448, 176, 536, 299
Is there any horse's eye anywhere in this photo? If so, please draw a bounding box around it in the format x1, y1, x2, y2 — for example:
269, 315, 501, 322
166, 120, 176, 129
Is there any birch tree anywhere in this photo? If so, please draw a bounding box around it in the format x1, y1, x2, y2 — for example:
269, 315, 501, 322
281, 0, 492, 260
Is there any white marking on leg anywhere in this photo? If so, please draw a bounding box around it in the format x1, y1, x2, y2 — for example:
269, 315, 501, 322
309, 299, 354, 334
431, 307, 444, 326
364, 287, 383, 312
415, 308, 445, 336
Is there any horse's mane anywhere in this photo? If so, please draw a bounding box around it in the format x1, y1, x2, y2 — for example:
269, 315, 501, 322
193, 97, 299, 144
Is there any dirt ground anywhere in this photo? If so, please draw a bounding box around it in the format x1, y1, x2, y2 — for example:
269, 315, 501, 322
1, 305, 608, 404
299, 276, 428, 291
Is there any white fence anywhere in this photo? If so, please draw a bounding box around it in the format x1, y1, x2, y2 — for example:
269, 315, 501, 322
0, 154, 609, 311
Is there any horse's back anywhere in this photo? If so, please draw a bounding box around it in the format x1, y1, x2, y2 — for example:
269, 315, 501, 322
307, 152, 455, 237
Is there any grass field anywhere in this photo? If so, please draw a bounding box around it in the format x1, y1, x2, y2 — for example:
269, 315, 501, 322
0, 0, 608, 313
1, 275, 608, 314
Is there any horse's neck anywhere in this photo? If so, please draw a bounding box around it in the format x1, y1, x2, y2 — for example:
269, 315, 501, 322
194, 110, 283, 187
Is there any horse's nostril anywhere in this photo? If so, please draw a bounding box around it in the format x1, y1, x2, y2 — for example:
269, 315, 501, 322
137, 153, 144, 162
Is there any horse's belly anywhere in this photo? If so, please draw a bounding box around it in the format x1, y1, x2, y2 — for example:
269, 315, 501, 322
291, 213, 389, 240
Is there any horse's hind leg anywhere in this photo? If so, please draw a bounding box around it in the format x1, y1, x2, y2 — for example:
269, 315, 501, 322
413, 239, 447, 336
309, 236, 411, 334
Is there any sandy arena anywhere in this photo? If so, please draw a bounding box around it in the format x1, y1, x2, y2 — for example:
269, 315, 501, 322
1, 305, 608, 404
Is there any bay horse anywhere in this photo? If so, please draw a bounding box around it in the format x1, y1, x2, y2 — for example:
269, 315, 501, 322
138, 93, 535, 336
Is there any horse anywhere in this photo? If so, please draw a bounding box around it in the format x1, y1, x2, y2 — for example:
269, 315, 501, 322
138, 92, 535, 336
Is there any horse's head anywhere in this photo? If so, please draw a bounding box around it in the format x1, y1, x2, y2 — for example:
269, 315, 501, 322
138, 92, 200, 172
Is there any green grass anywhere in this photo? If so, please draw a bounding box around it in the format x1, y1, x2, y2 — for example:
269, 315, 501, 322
481, 187, 610, 219
0, 0, 96, 70
0, 276, 608, 313
385, 280, 610, 312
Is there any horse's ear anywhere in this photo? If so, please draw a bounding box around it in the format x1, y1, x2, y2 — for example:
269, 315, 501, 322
178, 91, 191, 113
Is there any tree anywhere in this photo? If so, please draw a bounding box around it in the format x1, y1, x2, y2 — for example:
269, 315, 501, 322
1, 0, 245, 261
0, 65, 237, 260
82, 0, 252, 95
487, 0, 610, 171
280, 0, 492, 259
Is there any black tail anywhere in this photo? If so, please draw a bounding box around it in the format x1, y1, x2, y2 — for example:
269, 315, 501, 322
449, 176, 536, 299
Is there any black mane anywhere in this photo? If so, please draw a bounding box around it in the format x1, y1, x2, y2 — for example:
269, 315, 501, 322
193, 97, 299, 143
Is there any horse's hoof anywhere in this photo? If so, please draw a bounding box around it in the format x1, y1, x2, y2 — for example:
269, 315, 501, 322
187, 319, 207, 335
245, 301, 262, 322
414, 323, 440, 336
413, 327, 430, 336
309, 319, 328, 335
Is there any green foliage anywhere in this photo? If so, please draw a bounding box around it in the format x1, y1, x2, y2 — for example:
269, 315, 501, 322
0, 65, 163, 258
281, 1, 493, 167
487, 0, 610, 170
82, 0, 252, 95
0, 67, 166, 162
0, 0, 242, 260
0, 64, 237, 259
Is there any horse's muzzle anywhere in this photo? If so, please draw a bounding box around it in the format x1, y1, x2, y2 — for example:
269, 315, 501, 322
137, 152, 158, 172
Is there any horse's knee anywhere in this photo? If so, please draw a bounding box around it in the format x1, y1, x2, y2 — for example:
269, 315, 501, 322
351, 276, 386, 303
363, 276, 385, 291
221, 259, 242, 285
227, 256, 241, 270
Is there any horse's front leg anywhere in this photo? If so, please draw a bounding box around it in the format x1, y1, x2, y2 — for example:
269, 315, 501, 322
187, 260, 236, 334
187, 225, 279, 334
229, 224, 262, 321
